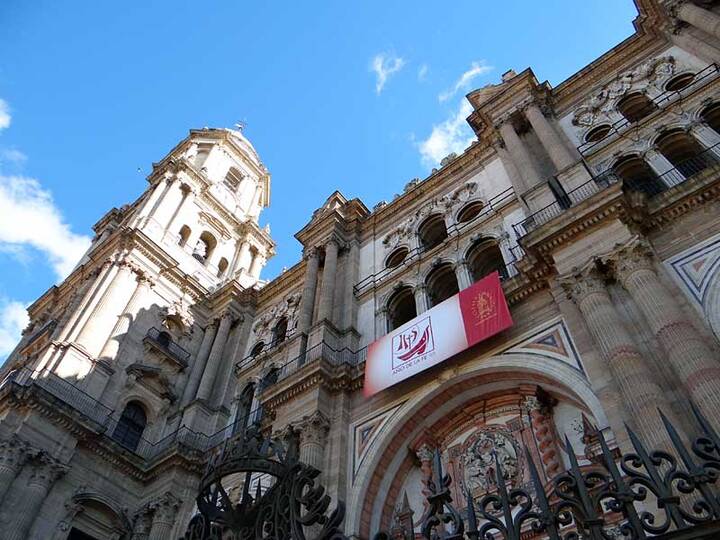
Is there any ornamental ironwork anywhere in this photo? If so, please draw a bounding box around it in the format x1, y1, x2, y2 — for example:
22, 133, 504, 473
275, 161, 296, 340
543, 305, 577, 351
179, 422, 347, 540
184, 402, 720, 539
397, 402, 720, 540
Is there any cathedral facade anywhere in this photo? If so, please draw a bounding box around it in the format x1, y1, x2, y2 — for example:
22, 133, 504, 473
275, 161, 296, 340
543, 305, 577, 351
2, 0, 720, 538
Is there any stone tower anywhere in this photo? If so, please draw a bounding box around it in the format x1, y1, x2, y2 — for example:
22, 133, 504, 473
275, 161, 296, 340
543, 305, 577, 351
3, 125, 274, 441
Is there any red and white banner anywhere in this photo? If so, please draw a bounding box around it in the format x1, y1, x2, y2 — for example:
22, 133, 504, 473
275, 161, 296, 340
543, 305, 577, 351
364, 271, 513, 397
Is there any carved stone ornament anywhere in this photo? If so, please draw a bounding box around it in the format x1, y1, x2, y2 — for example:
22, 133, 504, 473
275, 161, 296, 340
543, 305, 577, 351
560, 267, 607, 303
572, 55, 677, 127
461, 426, 520, 495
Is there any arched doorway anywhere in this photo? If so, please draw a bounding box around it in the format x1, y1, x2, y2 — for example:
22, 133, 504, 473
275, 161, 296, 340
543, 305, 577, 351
346, 353, 610, 538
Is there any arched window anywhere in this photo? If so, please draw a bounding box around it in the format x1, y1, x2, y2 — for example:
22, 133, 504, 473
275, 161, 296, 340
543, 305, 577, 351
457, 201, 484, 224
217, 257, 229, 278
250, 341, 265, 358
192, 231, 217, 264
665, 73, 695, 92
466, 238, 508, 282
178, 225, 191, 247
272, 317, 288, 345
156, 331, 171, 348
418, 215, 448, 252
426, 263, 459, 308
260, 367, 279, 390
234, 383, 256, 433
613, 155, 666, 196
617, 92, 657, 123
584, 124, 612, 144
386, 247, 409, 269
224, 167, 244, 191
656, 129, 712, 177
387, 286, 417, 332
112, 402, 147, 451
701, 102, 720, 136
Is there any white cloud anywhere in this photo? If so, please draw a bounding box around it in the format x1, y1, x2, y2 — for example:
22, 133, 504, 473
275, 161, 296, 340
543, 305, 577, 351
0, 148, 27, 166
418, 64, 429, 81
0, 299, 28, 361
417, 100, 475, 168
0, 174, 91, 279
438, 61, 493, 102
370, 52, 406, 94
0, 99, 10, 131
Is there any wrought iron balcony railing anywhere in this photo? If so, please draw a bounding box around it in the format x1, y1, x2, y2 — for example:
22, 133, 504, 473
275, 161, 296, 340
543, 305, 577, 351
0, 367, 255, 462
577, 63, 720, 155
513, 143, 720, 240
353, 187, 516, 296
144, 327, 191, 366
512, 170, 620, 238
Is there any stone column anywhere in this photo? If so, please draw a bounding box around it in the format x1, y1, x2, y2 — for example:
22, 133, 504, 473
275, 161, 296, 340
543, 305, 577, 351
414, 284, 429, 314
75, 262, 136, 358
297, 411, 330, 470
4, 454, 66, 540
98, 272, 152, 362
524, 102, 576, 171
297, 249, 320, 334
342, 241, 360, 329
675, 1, 720, 40
415, 444, 434, 508
181, 321, 218, 406
148, 493, 180, 540
376, 307, 388, 337
0, 437, 30, 505
249, 251, 265, 278
318, 239, 339, 324
563, 269, 674, 450
524, 395, 562, 479
612, 243, 720, 424
134, 176, 169, 226
196, 313, 234, 402
163, 183, 193, 235
497, 120, 543, 191
235, 241, 252, 274
456, 260, 473, 290
57, 261, 115, 344
212, 315, 250, 409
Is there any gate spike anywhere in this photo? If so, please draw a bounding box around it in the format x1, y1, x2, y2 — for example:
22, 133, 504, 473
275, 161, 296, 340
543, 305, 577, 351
465, 488, 478, 538
659, 409, 694, 468
524, 447, 561, 540
691, 401, 720, 451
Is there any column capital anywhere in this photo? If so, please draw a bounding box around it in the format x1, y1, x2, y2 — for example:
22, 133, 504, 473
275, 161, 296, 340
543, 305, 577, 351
0, 436, 34, 471
297, 411, 330, 446
27, 452, 67, 489
414, 443, 435, 463
560, 267, 607, 303
149, 491, 181, 523
303, 246, 320, 260
606, 240, 655, 285
523, 395, 543, 413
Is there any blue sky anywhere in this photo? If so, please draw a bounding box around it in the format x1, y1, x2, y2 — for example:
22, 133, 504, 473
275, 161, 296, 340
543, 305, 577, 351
0, 0, 637, 358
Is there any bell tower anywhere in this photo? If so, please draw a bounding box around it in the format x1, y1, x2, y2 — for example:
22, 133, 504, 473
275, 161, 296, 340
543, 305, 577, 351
5, 128, 275, 416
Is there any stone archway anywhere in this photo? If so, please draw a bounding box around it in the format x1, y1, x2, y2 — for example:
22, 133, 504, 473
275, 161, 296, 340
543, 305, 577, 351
346, 352, 609, 538
55, 492, 132, 540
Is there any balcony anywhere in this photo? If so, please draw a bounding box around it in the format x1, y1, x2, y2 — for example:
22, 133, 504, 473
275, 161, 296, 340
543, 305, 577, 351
577, 63, 720, 156
0, 367, 249, 462
512, 170, 620, 238
143, 327, 191, 368
353, 187, 516, 297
